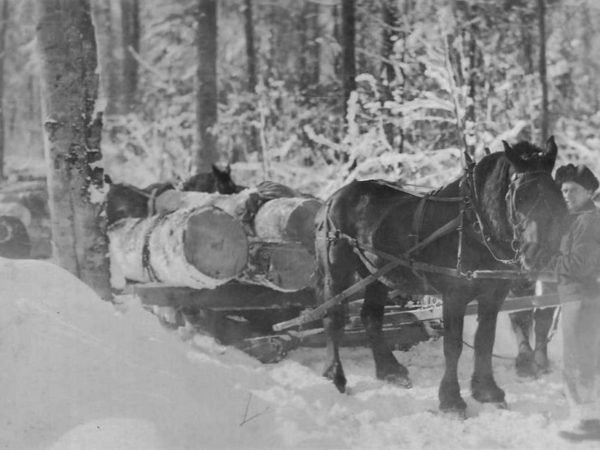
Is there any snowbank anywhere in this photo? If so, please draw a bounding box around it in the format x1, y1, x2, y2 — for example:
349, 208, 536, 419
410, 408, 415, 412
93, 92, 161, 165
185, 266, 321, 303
0, 257, 596, 449
0, 258, 281, 449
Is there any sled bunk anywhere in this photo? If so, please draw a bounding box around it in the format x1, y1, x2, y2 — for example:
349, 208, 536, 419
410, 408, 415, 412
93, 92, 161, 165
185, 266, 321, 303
133, 281, 563, 364
133, 282, 438, 362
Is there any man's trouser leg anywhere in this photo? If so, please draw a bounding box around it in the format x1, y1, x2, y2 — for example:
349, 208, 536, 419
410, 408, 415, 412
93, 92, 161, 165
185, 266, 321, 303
561, 301, 600, 421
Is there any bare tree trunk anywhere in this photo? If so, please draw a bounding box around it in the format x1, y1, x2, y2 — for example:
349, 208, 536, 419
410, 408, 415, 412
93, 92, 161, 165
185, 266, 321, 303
317, 2, 336, 85
196, 0, 218, 172
243, 0, 259, 157
340, 0, 356, 120
92, 0, 121, 115
464, 5, 480, 157
538, 0, 548, 142
0, 0, 7, 181
244, 0, 256, 92
381, 0, 397, 148
35, 0, 112, 301
121, 0, 139, 113
298, 1, 318, 89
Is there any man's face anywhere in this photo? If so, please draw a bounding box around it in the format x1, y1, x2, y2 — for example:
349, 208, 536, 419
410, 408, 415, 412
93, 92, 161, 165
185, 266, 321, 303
561, 181, 593, 212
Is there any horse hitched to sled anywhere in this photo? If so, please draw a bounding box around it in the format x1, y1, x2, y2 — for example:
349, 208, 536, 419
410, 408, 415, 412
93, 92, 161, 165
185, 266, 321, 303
278, 138, 567, 415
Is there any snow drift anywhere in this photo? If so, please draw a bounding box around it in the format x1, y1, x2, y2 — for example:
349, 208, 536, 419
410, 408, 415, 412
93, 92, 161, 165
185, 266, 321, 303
1, 257, 597, 449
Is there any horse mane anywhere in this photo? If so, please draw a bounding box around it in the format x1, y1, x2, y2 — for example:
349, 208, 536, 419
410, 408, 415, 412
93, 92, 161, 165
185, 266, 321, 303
473, 152, 512, 243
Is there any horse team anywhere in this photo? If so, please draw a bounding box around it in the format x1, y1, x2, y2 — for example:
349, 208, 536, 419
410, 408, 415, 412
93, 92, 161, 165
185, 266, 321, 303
2, 139, 569, 417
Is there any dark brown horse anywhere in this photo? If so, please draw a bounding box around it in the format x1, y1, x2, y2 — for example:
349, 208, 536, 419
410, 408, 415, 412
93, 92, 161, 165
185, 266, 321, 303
314, 138, 567, 414
181, 164, 242, 194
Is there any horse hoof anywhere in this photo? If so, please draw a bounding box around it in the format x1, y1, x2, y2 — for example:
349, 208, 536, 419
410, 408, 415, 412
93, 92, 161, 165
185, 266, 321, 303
438, 404, 467, 420
494, 400, 509, 410
324, 363, 347, 394
439, 396, 467, 415
471, 376, 505, 404
516, 364, 539, 379
516, 361, 540, 378
515, 353, 539, 378
534, 353, 551, 375
383, 374, 412, 389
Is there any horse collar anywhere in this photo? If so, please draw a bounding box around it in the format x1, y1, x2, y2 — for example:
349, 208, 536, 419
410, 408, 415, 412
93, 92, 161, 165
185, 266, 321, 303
462, 164, 520, 266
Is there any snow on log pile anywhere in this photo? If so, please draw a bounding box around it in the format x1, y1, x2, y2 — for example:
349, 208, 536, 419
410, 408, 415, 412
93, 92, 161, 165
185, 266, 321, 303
108, 206, 249, 290
110, 188, 323, 292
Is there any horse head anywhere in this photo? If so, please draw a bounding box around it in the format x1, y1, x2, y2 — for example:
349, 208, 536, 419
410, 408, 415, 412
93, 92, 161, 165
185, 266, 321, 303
105, 176, 157, 225
181, 164, 239, 194
500, 136, 567, 270
211, 164, 238, 194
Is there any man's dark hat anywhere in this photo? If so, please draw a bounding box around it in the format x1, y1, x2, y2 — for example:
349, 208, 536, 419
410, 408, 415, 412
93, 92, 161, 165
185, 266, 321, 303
555, 164, 599, 192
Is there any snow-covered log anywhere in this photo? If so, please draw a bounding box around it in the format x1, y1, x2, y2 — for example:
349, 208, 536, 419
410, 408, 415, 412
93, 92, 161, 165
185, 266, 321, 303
122, 189, 323, 292
108, 206, 249, 290
154, 189, 254, 221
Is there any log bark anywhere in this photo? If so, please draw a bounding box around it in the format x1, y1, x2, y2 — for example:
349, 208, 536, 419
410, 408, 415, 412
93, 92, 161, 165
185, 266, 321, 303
108, 206, 248, 289
240, 240, 316, 292
253, 197, 321, 249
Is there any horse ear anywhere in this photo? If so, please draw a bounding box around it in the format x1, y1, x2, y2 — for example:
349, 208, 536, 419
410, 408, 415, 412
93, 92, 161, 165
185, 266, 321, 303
503, 140, 527, 172
543, 136, 558, 170
104, 174, 113, 185
211, 164, 220, 175
502, 141, 517, 163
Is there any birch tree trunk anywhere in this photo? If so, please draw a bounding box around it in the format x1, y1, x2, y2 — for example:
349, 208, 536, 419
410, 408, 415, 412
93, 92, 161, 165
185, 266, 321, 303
35, 0, 112, 301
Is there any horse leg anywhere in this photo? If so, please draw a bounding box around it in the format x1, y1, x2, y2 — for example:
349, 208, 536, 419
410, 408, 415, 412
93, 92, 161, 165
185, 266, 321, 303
361, 281, 411, 388
323, 304, 347, 393
319, 240, 354, 393
533, 307, 556, 374
439, 292, 468, 413
509, 310, 538, 378
471, 285, 507, 404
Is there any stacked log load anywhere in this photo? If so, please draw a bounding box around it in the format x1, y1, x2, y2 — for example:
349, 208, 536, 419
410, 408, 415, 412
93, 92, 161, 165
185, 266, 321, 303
108, 182, 323, 292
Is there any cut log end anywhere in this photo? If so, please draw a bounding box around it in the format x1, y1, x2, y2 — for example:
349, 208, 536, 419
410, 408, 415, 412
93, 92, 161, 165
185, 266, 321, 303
183, 208, 249, 280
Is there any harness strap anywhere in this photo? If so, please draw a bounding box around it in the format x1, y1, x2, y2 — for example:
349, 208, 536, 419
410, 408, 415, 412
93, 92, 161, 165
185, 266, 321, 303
273, 258, 404, 331
146, 188, 159, 216
141, 215, 164, 282
411, 196, 428, 250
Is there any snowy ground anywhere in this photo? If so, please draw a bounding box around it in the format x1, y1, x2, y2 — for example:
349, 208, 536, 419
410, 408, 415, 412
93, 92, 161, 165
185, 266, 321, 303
1, 257, 595, 450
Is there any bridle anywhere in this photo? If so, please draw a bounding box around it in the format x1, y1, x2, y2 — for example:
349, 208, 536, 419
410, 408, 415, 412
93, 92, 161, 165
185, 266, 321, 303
501, 170, 555, 264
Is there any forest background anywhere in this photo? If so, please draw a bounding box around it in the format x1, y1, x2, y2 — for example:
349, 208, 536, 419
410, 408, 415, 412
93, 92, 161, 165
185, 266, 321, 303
2, 0, 600, 198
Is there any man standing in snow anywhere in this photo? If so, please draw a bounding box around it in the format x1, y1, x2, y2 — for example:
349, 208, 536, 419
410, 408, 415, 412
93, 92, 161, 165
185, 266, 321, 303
545, 164, 600, 441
